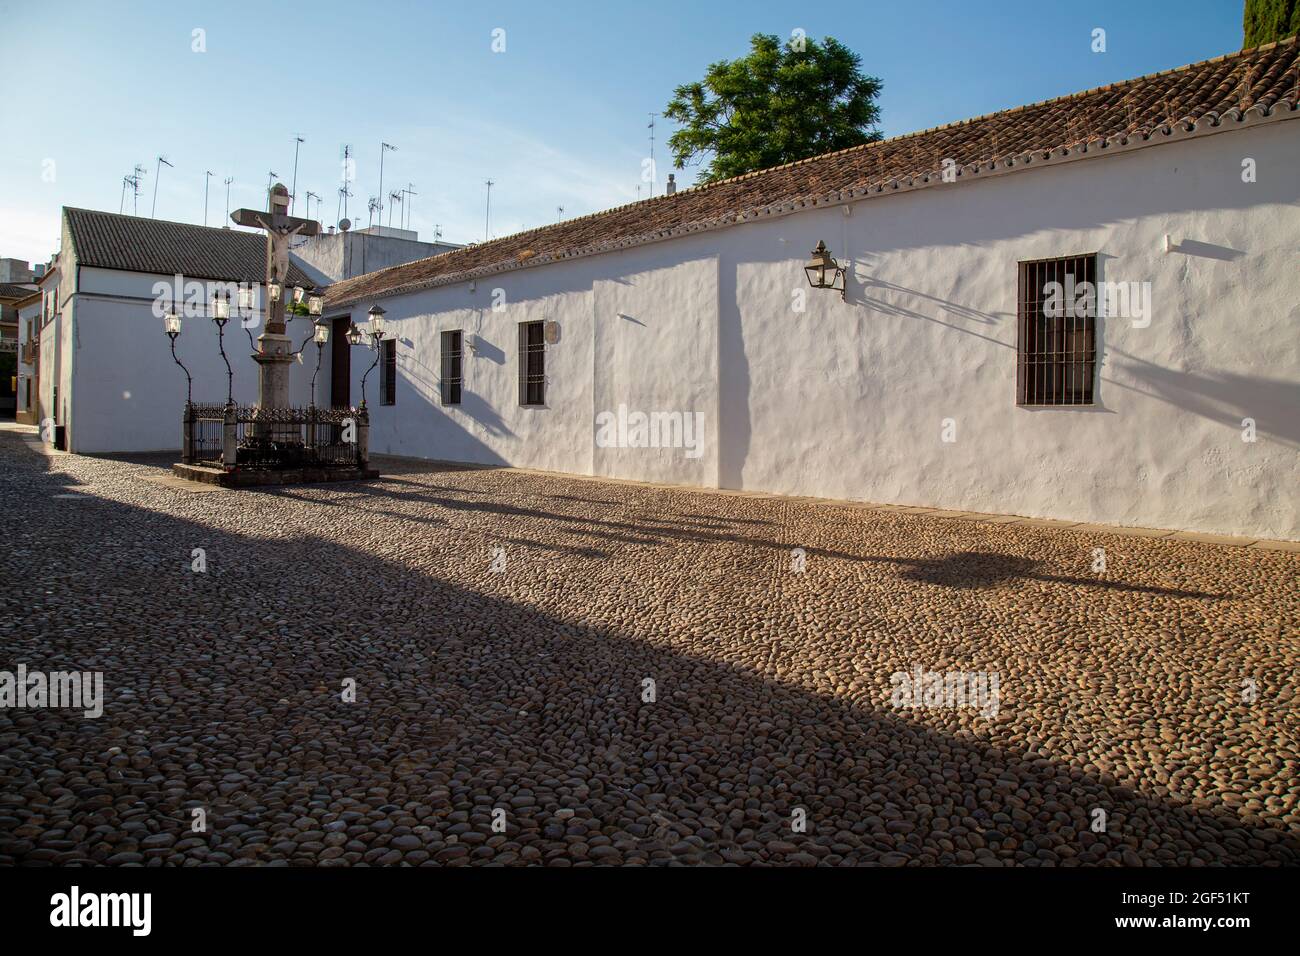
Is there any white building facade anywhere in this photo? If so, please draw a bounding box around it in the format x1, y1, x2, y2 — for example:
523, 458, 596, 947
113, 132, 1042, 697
326, 42, 1300, 541
48, 211, 322, 454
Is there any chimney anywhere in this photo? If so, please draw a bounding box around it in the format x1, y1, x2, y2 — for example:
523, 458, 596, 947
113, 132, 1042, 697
666, 173, 677, 196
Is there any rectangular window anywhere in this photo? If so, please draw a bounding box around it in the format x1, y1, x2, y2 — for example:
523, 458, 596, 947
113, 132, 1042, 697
518, 321, 545, 406
1017, 253, 1097, 406
440, 330, 463, 405
380, 338, 396, 406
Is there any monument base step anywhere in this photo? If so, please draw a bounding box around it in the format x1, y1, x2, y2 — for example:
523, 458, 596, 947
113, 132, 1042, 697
172, 463, 380, 487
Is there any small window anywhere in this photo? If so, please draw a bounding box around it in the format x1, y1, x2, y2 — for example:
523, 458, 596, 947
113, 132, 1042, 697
518, 321, 545, 406
380, 339, 396, 406
440, 330, 463, 405
1017, 254, 1097, 406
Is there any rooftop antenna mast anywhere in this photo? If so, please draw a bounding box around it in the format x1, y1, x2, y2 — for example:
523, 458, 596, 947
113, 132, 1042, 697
337, 182, 353, 227
290, 135, 305, 214
305, 190, 321, 224
223, 176, 234, 221
387, 190, 402, 228
266, 171, 279, 203
433, 224, 442, 242
339, 144, 353, 223
367, 196, 379, 230
402, 183, 417, 231
647, 113, 657, 198
484, 179, 493, 241
378, 141, 397, 228
124, 164, 147, 216
204, 171, 213, 226
557, 205, 564, 223
151, 155, 173, 218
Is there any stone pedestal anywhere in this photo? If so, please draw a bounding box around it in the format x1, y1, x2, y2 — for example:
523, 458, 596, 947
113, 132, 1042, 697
252, 330, 295, 440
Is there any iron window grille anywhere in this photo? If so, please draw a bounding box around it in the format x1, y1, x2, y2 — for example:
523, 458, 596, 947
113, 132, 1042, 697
518, 321, 545, 406
1017, 253, 1098, 406
380, 338, 396, 406
441, 330, 463, 406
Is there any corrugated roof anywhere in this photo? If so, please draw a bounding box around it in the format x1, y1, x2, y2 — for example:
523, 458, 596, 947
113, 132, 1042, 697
64, 208, 317, 286
327, 37, 1300, 310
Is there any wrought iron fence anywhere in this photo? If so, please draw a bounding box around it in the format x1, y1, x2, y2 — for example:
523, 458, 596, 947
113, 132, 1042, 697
182, 404, 367, 471
188, 404, 227, 466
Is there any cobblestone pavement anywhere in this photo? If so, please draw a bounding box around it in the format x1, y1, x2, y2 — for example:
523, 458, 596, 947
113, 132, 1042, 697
1, 432, 1296, 866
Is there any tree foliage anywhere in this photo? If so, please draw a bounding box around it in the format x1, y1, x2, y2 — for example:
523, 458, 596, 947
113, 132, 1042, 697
1243, 0, 1300, 47
664, 33, 882, 184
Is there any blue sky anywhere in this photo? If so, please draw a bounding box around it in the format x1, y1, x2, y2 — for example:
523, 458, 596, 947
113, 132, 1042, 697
0, 0, 1245, 264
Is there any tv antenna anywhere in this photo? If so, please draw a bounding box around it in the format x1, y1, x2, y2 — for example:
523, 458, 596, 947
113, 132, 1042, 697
401, 183, 417, 231
367, 196, 380, 229
378, 141, 397, 227
290, 134, 305, 214
647, 113, 657, 197
557, 205, 564, 223
223, 176, 234, 221
387, 189, 402, 228
484, 179, 494, 241
151, 155, 173, 218
122, 164, 147, 215
305, 190, 321, 223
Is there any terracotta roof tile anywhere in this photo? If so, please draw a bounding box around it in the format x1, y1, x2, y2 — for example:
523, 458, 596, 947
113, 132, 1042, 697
0, 283, 38, 300
327, 38, 1300, 309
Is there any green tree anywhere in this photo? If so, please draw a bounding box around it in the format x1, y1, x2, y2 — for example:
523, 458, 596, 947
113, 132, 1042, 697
664, 33, 883, 184
1243, 0, 1300, 47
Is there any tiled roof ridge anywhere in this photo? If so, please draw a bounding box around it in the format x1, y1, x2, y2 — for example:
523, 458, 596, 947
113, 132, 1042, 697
63, 205, 317, 287
317, 37, 1297, 307
64, 205, 249, 234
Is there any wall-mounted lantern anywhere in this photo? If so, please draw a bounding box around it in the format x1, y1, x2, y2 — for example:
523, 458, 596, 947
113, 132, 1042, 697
804, 240, 846, 300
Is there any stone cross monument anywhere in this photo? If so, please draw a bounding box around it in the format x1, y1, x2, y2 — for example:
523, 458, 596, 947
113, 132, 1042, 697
230, 184, 320, 412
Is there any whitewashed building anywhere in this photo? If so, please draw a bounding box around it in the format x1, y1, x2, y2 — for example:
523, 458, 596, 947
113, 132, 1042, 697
324, 40, 1300, 541
43, 211, 324, 453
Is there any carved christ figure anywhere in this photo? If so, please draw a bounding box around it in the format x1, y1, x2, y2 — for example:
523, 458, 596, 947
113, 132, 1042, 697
256, 215, 306, 288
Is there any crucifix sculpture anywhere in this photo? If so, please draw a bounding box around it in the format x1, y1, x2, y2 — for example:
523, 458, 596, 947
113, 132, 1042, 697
230, 183, 320, 415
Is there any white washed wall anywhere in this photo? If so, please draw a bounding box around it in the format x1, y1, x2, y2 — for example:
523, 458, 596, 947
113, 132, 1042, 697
352, 119, 1299, 540
68, 267, 316, 453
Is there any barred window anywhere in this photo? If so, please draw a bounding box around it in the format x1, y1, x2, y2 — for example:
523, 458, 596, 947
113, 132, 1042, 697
380, 338, 396, 406
518, 321, 545, 406
1017, 254, 1097, 406
441, 330, 463, 406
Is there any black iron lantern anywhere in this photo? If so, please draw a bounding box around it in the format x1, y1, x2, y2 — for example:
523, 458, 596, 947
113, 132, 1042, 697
804, 240, 846, 300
